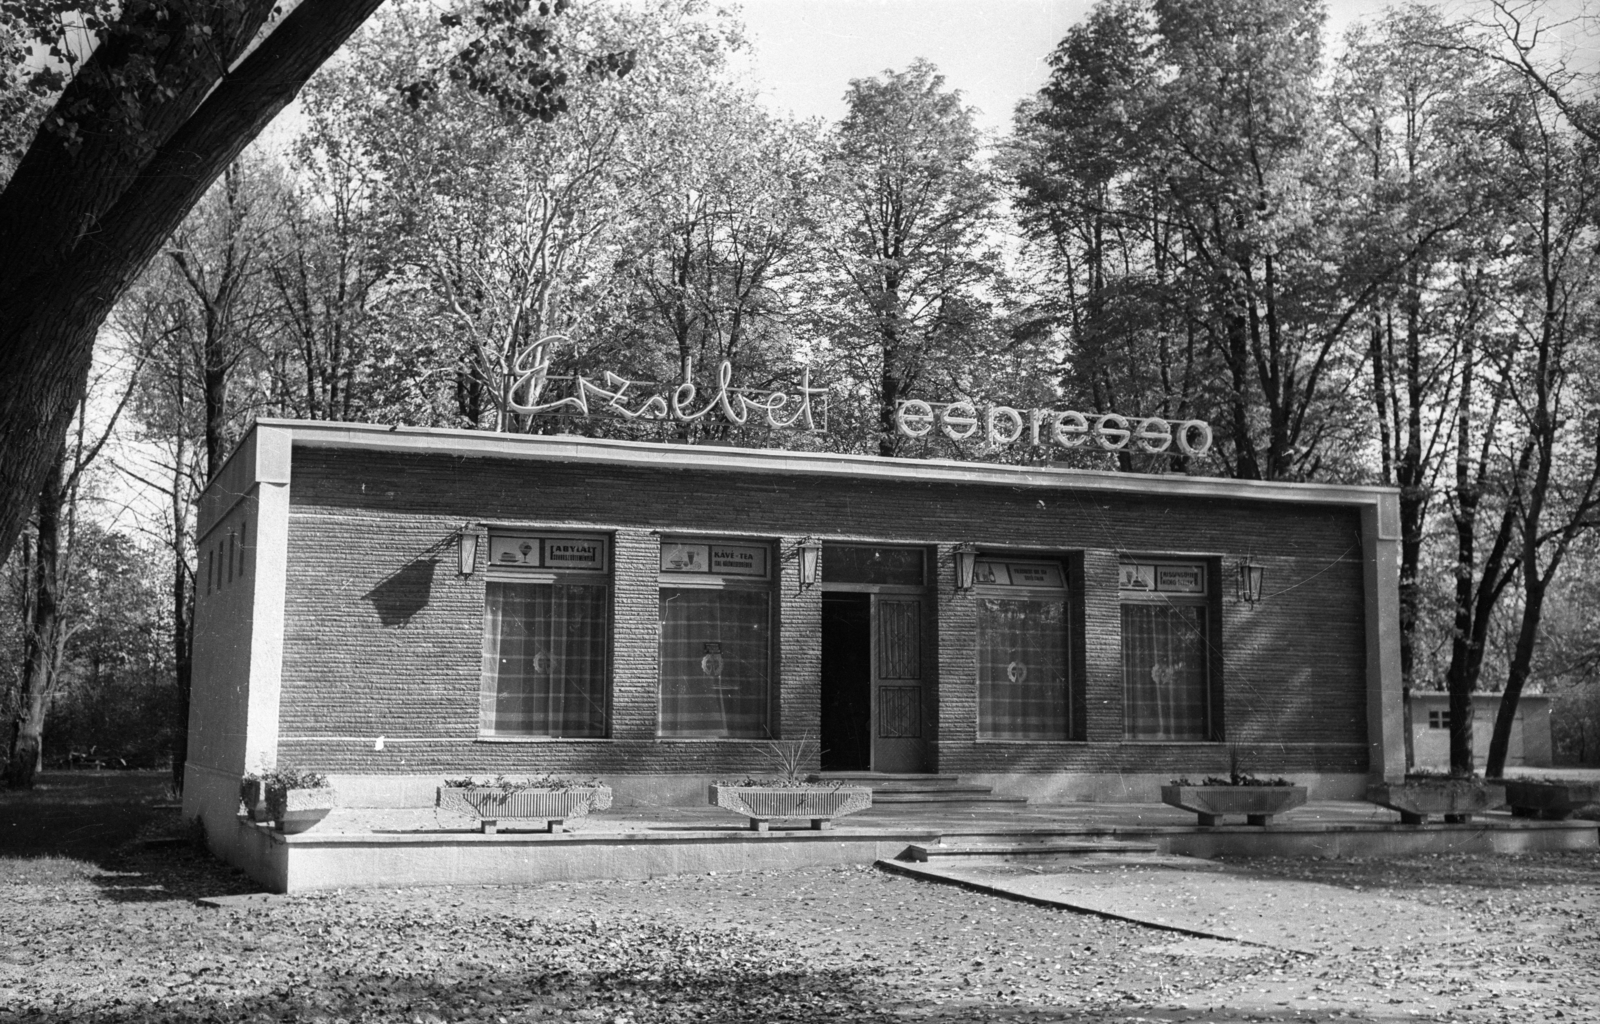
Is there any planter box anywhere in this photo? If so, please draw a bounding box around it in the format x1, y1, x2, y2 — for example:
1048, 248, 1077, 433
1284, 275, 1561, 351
1367, 780, 1506, 824
436, 786, 613, 834
1159, 785, 1308, 826
239, 779, 270, 823
1504, 780, 1600, 821
710, 785, 873, 832
266, 786, 336, 835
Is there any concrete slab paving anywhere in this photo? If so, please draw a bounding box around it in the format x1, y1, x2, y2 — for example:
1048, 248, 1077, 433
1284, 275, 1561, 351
884, 857, 1476, 956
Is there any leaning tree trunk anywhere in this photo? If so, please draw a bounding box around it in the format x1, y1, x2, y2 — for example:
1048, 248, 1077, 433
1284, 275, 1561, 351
0, 0, 389, 570
5, 447, 64, 789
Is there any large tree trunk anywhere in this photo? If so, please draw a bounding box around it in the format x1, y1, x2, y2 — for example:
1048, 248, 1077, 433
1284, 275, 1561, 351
5, 447, 64, 789
0, 0, 388, 570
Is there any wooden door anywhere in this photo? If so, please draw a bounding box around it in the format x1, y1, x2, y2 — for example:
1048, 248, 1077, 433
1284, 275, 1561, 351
872, 595, 926, 772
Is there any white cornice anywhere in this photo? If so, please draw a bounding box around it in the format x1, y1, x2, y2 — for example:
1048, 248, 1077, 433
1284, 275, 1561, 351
235, 418, 1396, 511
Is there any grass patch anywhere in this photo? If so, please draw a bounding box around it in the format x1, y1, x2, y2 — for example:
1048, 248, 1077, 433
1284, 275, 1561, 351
0, 854, 100, 885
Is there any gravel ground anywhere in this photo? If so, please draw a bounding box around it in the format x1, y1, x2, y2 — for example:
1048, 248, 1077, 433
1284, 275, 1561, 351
2, 818, 1598, 1024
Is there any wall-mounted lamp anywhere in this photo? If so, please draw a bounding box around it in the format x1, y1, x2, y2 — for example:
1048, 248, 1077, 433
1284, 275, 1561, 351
458, 526, 480, 576
797, 537, 822, 589
1237, 558, 1265, 605
953, 542, 979, 592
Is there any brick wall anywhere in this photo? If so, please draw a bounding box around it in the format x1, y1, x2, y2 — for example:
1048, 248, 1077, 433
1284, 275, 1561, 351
275, 447, 1369, 779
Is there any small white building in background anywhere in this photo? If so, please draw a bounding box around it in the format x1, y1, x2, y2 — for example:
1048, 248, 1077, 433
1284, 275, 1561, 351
1408, 692, 1552, 770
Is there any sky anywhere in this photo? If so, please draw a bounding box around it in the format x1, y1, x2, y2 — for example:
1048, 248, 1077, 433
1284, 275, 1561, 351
729, 0, 1598, 133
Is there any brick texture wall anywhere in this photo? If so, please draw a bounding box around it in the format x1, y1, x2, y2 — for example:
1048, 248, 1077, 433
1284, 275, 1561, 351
275, 447, 1369, 778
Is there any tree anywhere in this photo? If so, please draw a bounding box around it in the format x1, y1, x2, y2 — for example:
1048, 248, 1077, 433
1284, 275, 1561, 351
0, 0, 392, 572
814, 60, 1004, 457
0, 0, 630, 568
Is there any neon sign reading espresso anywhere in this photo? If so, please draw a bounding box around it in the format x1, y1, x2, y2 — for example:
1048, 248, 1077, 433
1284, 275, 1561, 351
894, 399, 1213, 456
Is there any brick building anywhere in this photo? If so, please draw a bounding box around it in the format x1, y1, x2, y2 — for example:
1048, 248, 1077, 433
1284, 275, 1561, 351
182, 420, 1403, 835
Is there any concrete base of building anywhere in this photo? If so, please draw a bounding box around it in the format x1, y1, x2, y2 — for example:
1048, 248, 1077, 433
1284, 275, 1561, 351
218, 812, 1597, 893
969, 771, 1371, 803
303, 770, 1376, 810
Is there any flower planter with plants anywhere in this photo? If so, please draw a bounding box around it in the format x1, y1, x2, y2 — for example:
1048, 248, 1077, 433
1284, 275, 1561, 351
239, 777, 269, 823
1160, 772, 1308, 826
437, 775, 613, 833
1503, 778, 1600, 821
708, 735, 872, 831
1366, 774, 1506, 824
250, 766, 335, 835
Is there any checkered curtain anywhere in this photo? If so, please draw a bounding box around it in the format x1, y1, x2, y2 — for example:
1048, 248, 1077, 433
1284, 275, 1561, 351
976, 597, 1068, 739
659, 588, 771, 738
1122, 603, 1208, 739
480, 582, 608, 737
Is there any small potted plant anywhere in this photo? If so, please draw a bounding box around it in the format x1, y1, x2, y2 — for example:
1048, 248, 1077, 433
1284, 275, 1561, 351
1366, 770, 1506, 824
436, 774, 613, 833
260, 765, 335, 834
1160, 750, 1307, 826
709, 734, 872, 832
239, 774, 270, 822
1503, 777, 1600, 820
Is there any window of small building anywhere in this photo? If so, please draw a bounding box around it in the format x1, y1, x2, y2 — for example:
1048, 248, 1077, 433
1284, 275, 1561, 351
1119, 560, 1213, 740
479, 532, 610, 739
1428, 709, 1449, 729
658, 538, 774, 739
974, 558, 1071, 740
821, 544, 925, 586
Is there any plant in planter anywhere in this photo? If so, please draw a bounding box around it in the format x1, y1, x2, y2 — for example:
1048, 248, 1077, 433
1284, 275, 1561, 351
258, 765, 336, 834
708, 734, 872, 832
436, 774, 612, 834
239, 775, 269, 822
1160, 753, 1307, 826
1366, 770, 1506, 824
1502, 777, 1600, 820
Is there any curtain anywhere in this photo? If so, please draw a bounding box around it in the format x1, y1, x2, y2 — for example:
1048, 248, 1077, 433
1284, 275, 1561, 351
659, 588, 771, 737
480, 581, 608, 737
1122, 603, 1208, 739
977, 597, 1068, 739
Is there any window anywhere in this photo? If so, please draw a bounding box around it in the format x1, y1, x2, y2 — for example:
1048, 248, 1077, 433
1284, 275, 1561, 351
1428, 710, 1449, 730
479, 533, 609, 738
658, 538, 773, 738
821, 544, 925, 586
974, 558, 1069, 740
1120, 560, 1212, 740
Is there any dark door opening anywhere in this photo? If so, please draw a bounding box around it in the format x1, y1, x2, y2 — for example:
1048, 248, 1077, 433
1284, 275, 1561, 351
821, 593, 871, 771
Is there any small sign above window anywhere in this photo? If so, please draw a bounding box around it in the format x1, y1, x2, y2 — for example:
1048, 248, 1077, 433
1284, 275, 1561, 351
973, 559, 1065, 589
1119, 561, 1206, 595
488, 533, 607, 572
661, 538, 771, 579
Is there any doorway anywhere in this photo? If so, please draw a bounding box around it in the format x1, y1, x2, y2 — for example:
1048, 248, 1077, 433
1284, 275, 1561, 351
820, 585, 931, 773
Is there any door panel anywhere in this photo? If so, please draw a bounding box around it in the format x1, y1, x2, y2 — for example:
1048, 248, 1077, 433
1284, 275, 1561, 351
873, 596, 927, 772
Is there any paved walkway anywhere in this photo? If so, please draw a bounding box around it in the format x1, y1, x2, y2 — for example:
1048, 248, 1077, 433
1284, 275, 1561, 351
888, 857, 1476, 955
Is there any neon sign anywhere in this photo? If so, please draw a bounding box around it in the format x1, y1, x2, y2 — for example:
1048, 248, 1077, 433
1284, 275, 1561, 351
512, 353, 826, 431
894, 399, 1213, 456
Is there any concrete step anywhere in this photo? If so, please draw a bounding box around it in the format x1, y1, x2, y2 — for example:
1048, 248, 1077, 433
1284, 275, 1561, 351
902, 839, 1162, 865
870, 791, 1030, 805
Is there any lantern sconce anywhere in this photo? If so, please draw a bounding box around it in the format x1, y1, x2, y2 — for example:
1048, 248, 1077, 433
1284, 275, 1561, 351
953, 542, 979, 592
797, 537, 822, 589
458, 526, 481, 576
1237, 558, 1266, 606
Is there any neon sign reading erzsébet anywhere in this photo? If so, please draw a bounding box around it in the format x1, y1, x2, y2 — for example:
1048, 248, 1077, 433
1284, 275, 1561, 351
894, 399, 1213, 456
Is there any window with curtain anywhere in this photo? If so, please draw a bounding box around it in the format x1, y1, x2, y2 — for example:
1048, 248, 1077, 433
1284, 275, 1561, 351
479, 533, 610, 738
658, 538, 773, 738
1119, 560, 1210, 740
973, 559, 1069, 740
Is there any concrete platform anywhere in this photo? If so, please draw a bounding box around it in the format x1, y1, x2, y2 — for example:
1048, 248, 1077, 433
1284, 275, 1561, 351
218, 799, 1600, 893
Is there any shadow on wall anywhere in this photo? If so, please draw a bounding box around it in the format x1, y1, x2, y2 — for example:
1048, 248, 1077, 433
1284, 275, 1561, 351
364, 557, 438, 627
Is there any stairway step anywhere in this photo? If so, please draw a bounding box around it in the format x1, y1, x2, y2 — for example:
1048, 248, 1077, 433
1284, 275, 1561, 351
903, 840, 1160, 861
871, 791, 1026, 804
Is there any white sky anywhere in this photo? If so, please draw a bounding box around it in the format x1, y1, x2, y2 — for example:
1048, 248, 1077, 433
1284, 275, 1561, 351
730, 0, 1598, 132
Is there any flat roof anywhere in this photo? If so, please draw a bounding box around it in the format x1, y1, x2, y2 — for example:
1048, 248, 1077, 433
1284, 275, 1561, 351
246, 418, 1394, 507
